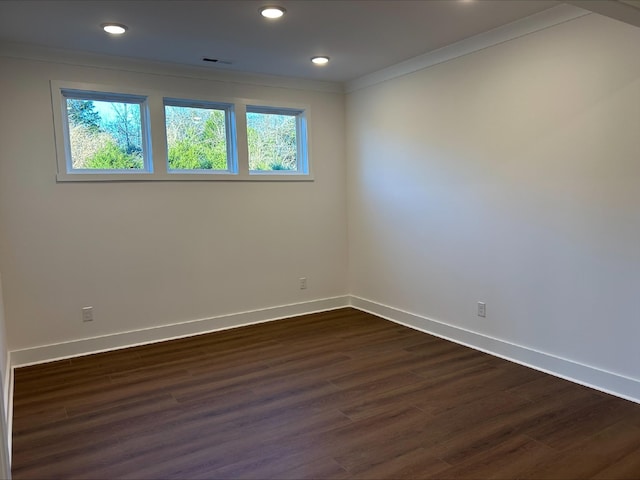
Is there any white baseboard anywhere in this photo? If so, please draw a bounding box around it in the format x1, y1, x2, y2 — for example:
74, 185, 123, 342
5, 367, 11, 468
2, 354, 9, 421
8, 294, 640, 406
1, 356, 10, 472
10, 296, 350, 368
349, 296, 640, 404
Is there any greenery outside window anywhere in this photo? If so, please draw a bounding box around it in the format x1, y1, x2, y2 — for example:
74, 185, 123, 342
60, 90, 151, 174
51, 81, 312, 181
246, 106, 308, 175
164, 99, 236, 174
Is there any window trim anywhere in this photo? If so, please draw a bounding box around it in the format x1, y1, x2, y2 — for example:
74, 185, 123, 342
61, 89, 152, 175
246, 105, 309, 176
52, 81, 155, 182
50, 81, 313, 182
163, 97, 238, 175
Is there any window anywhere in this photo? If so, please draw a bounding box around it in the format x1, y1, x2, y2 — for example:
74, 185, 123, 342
164, 99, 236, 174
246, 107, 308, 174
61, 90, 151, 174
51, 82, 311, 181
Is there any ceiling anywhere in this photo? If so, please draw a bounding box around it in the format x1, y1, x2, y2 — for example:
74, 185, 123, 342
0, 0, 569, 83
2, 1, 640, 84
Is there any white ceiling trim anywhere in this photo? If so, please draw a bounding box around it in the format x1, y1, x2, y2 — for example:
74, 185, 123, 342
0, 42, 345, 94
569, 0, 640, 28
345, 3, 591, 93
618, 0, 640, 10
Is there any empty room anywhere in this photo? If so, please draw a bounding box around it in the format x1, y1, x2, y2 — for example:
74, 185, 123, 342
1, 0, 640, 478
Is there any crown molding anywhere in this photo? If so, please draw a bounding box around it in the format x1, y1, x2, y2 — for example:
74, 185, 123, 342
568, 0, 640, 28
345, 4, 591, 93
0, 41, 345, 94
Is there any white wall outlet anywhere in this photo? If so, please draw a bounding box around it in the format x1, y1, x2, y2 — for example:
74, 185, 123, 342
299, 277, 307, 290
82, 306, 94, 322
477, 302, 486, 318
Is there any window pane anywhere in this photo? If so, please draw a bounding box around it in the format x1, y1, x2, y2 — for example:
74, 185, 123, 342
165, 105, 229, 171
247, 111, 297, 172
66, 98, 144, 170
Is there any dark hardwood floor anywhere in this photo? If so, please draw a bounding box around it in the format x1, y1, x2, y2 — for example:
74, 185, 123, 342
11, 307, 640, 479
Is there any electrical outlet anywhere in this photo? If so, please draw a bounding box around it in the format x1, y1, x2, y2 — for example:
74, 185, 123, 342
82, 306, 94, 322
477, 302, 486, 318
299, 277, 307, 290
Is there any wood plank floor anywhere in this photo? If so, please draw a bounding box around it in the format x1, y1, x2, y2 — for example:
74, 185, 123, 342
11, 307, 640, 479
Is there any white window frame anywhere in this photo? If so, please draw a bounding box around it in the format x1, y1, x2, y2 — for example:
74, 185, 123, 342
163, 98, 237, 176
246, 105, 309, 176
52, 82, 153, 181
51, 81, 313, 182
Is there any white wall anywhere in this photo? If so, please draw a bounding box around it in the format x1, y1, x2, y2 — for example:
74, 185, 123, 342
2, 10, 639, 404
0, 53, 348, 353
347, 13, 640, 388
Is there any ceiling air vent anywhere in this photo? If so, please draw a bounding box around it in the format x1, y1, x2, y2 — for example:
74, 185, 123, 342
202, 57, 233, 65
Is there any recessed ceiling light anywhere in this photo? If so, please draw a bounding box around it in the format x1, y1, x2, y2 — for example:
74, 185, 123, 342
259, 6, 286, 19
311, 56, 330, 65
101, 23, 128, 35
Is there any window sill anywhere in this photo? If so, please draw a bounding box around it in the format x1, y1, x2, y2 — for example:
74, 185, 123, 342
56, 172, 314, 182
